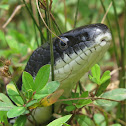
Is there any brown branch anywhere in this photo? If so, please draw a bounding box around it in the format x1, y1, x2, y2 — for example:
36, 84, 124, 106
57, 97, 126, 104
2, 4, 25, 29
101, 1, 112, 23
110, 66, 126, 76
37, 0, 62, 36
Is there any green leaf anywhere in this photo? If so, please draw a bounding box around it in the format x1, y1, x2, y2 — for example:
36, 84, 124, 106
0, 93, 15, 111
33, 94, 48, 100
89, 64, 111, 86
71, 93, 79, 103
62, 96, 73, 105
26, 100, 38, 107
96, 88, 126, 107
0, 111, 8, 125
93, 113, 105, 125
0, 93, 14, 106
34, 81, 60, 99
91, 64, 100, 81
88, 75, 98, 84
74, 91, 92, 108
75, 99, 92, 108
6, 36, 19, 51
65, 105, 76, 112
100, 71, 111, 84
40, 81, 60, 94
80, 91, 89, 98
14, 115, 27, 126
0, 4, 9, 10
77, 115, 95, 126
22, 71, 34, 91
63, 123, 71, 126
96, 79, 110, 96
35, 65, 50, 92
0, 101, 14, 111
0, 30, 5, 42
47, 115, 72, 126
7, 106, 26, 118
6, 84, 24, 106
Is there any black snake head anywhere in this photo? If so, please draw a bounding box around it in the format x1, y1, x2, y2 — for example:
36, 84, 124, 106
17, 23, 112, 93
52, 24, 111, 89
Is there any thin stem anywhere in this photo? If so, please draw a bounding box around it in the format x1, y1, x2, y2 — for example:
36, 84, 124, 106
22, 0, 46, 42
52, 17, 62, 34
123, 0, 126, 121
46, 0, 54, 81
100, 0, 119, 67
101, 1, 112, 23
124, 0, 126, 65
74, 0, 79, 28
112, 0, 123, 54
28, 109, 38, 126
29, 0, 39, 47
38, 1, 44, 45
2, 4, 25, 29
38, 0, 62, 34
112, 0, 125, 121
36, 0, 66, 42
63, 0, 67, 30
57, 97, 125, 104
45, 10, 49, 41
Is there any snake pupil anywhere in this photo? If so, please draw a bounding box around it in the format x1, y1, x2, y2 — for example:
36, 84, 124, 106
61, 41, 66, 46
59, 37, 69, 50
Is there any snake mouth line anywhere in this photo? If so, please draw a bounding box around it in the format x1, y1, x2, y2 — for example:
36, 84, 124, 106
53, 40, 110, 82
54, 34, 111, 69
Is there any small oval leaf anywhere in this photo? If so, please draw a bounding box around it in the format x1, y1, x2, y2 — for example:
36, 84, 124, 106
47, 115, 72, 126
7, 106, 26, 118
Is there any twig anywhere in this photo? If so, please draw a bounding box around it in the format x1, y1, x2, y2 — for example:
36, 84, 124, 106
36, 0, 65, 42
23, 0, 46, 42
63, 0, 67, 30
57, 97, 125, 104
100, 0, 119, 67
29, 0, 40, 47
101, 1, 112, 23
110, 66, 126, 76
2, 4, 25, 29
28, 109, 38, 126
74, 81, 79, 93
46, 0, 54, 81
74, 0, 80, 28
39, 0, 62, 34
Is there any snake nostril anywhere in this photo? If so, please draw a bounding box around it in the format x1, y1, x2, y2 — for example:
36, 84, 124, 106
101, 39, 106, 42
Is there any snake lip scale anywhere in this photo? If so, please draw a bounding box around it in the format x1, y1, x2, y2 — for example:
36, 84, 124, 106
17, 23, 112, 125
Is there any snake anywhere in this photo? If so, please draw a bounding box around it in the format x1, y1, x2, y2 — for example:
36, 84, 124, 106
17, 23, 112, 125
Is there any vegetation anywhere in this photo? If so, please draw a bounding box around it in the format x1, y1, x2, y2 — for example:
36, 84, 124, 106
0, 0, 126, 126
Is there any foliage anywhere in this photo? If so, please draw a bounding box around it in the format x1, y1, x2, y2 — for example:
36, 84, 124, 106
0, 0, 126, 125
1, 63, 125, 125
60, 64, 126, 126
0, 64, 65, 125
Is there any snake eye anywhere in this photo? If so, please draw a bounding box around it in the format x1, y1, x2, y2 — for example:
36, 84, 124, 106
59, 37, 69, 50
